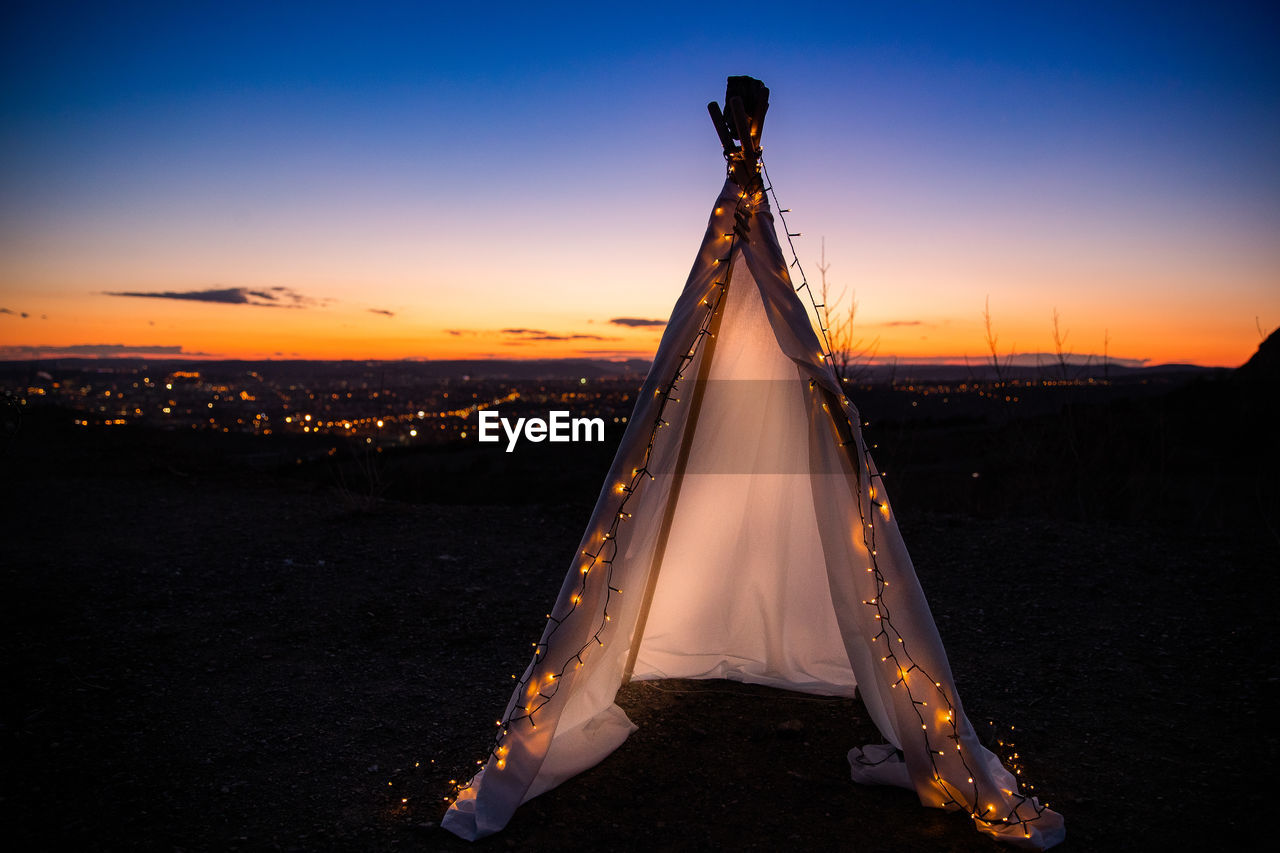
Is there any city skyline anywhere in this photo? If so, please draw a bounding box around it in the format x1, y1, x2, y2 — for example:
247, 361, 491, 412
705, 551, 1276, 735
2, 2, 1277, 367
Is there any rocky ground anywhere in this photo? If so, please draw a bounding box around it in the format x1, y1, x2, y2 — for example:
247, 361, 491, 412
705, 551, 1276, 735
2, 414, 1274, 851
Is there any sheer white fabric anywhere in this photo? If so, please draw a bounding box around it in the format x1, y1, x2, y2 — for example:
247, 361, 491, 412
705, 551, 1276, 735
628, 258, 856, 696
442, 180, 1065, 849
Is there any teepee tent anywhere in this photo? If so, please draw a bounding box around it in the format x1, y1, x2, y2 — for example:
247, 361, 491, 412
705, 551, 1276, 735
442, 77, 1064, 850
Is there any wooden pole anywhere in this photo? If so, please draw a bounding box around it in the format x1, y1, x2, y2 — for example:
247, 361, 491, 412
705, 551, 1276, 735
707, 102, 738, 156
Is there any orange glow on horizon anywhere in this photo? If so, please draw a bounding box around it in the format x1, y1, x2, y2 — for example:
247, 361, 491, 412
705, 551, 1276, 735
1, 298, 1264, 367
3, 7, 1277, 376
2, 242, 1273, 368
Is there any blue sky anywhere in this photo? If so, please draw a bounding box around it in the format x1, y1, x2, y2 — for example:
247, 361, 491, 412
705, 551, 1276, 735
2, 1, 1277, 363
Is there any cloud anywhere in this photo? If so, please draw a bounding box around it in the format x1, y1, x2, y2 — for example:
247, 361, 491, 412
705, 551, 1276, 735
265, 286, 319, 306
368, 308, 395, 317
574, 349, 654, 358
104, 286, 320, 308
609, 317, 666, 328
525, 334, 616, 342
1002, 352, 1150, 368
0, 308, 20, 317
501, 328, 617, 342
869, 320, 928, 327
874, 353, 1151, 369
0, 343, 213, 359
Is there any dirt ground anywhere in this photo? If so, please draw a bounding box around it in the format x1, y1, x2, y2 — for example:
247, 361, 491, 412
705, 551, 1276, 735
2, 419, 1274, 851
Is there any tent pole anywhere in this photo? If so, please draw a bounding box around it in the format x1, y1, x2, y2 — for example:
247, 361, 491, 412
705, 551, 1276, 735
622, 255, 734, 684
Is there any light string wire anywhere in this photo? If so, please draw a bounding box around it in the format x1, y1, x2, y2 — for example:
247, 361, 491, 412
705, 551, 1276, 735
761, 161, 835, 361
762, 156, 1050, 840
443, 156, 1050, 841
445, 175, 757, 802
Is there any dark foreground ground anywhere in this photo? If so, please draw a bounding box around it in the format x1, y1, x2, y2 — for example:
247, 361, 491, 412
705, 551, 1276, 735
2, 413, 1275, 851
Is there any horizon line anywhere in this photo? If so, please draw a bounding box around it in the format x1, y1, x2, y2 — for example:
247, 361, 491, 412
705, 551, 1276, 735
0, 353, 1237, 370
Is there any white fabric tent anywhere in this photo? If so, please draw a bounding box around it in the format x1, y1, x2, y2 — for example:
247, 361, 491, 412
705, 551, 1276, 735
442, 147, 1064, 849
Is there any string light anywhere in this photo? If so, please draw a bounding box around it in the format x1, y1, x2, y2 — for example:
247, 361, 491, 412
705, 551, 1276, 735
764, 153, 1051, 840
446, 182, 756, 808
446, 141, 1050, 846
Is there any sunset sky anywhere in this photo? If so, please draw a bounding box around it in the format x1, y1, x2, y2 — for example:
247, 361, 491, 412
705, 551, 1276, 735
2, 2, 1277, 367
